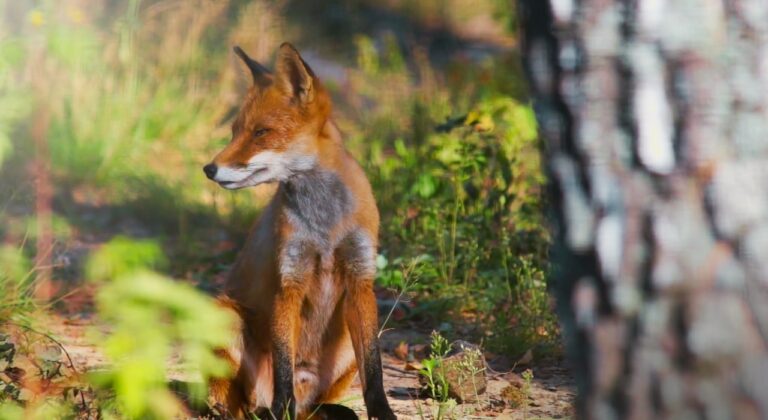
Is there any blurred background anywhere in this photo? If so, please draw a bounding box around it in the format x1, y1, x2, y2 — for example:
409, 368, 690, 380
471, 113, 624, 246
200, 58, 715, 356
0, 0, 559, 417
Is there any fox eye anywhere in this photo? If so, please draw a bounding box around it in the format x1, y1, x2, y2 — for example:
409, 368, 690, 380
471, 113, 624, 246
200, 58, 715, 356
253, 128, 270, 139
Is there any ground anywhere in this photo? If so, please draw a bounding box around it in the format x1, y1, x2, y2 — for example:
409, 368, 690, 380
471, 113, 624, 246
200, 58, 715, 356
50, 311, 574, 419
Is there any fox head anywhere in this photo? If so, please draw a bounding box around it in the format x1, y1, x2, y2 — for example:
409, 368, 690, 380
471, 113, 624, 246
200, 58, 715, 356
203, 43, 332, 189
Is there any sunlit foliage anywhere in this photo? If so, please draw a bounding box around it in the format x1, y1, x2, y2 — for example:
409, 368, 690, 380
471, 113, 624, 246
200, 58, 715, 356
85, 237, 234, 418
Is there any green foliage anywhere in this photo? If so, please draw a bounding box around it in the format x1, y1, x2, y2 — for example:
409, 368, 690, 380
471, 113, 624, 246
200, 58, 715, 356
86, 237, 234, 419
521, 368, 533, 417
2, 215, 72, 243
490, 255, 555, 355
416, 331, 458, 419
0, 245, 33, 323
5, 2, 238, 226
85, 235, 167, 281
417, 333, 490, 419
451, 345, 486, 404
347, 37, 555, 354
429, 331, 452, 360
418, 331, 453, 403
0, 37, 32, 169
0, 399, 68, 420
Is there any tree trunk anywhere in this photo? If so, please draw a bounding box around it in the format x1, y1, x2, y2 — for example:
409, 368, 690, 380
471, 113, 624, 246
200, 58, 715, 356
519, 1, 768, 418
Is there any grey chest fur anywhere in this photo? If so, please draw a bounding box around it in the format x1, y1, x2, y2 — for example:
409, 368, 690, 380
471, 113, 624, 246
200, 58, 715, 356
278, 169, 355, 284
281, 168, 354, 243
277, 169, 377, 284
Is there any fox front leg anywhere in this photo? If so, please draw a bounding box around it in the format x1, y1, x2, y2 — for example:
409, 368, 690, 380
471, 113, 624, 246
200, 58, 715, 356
270, 282, 305, 419
338, 231, 396, 420
271, 238, 314, 419
344, 280, 395, 420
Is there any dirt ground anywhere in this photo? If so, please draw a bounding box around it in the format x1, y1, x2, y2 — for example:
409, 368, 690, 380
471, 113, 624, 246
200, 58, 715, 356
50, 313, 574, 419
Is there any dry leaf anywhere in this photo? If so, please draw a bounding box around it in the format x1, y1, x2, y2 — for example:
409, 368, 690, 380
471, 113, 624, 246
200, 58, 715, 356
393, 341, 409, 361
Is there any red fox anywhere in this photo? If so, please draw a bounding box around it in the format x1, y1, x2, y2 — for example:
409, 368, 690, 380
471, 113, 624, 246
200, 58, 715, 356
203, 43, 396, 420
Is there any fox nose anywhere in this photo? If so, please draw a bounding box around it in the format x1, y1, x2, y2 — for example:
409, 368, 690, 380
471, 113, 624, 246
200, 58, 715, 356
203, 163, 218, 180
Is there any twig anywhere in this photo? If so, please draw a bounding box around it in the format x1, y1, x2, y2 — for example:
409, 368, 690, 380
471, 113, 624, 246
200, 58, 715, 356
378, 259, 421, 338
383, 364, 416, 377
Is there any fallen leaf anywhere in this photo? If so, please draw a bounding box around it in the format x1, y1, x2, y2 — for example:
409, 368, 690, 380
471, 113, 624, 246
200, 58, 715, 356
393, 341, 409, 361
404, 361, 423, 371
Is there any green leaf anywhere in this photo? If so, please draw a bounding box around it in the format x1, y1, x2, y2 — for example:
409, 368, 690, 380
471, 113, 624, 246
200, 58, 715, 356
0, 131, 11, 169
0, 38, 25, 73
413, 173, 437, 199
376, 254, 388, 270
85, 236, 167, 281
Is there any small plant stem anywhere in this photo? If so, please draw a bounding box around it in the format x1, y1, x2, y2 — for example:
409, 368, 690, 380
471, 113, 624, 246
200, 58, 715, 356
378, 259, 418, 337
449, 176, 460, 285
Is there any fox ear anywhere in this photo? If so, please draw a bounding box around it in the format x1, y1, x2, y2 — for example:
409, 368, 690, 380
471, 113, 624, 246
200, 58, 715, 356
233, 46, 271, 86
275, 42, 315, 104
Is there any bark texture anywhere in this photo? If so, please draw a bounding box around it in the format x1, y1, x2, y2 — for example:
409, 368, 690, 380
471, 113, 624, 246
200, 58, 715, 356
519, 1, 768, 418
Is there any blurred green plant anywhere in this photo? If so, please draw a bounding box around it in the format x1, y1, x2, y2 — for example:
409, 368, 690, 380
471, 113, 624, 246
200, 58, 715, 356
41, 3, 226, 197
1, 1, 255, 238
0, 36, 32, 169
2, 215, 72, 243
0, 400, 68, 420
0, 244, 34, 324
85, 236, 235, 419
